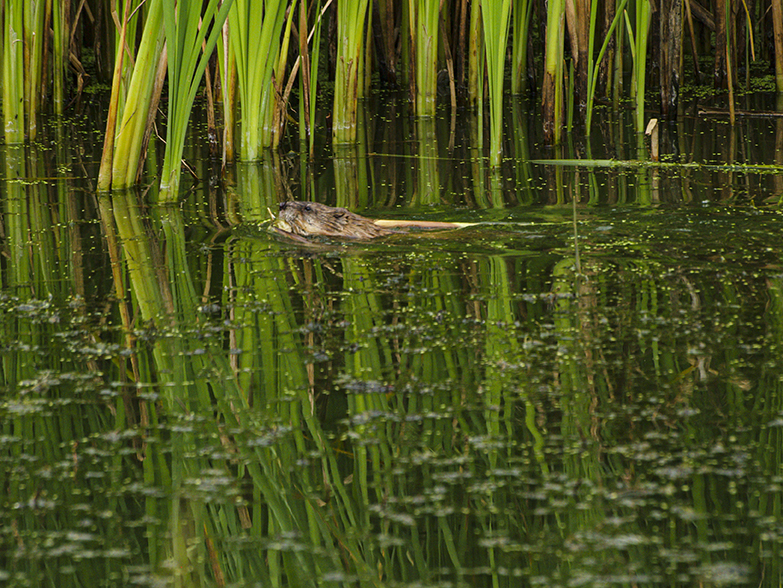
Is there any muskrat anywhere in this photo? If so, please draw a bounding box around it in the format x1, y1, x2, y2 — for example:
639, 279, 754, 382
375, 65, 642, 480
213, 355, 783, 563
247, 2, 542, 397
276, 201, 395, 239
274, 201, 474, 240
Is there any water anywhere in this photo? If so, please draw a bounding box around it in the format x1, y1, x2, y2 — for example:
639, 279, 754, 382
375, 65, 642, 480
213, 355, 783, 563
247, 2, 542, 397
2, 97, 783, 587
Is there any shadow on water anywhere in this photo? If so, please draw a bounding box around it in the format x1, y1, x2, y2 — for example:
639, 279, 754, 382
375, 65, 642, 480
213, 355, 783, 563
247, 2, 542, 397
4, 98, 783, 586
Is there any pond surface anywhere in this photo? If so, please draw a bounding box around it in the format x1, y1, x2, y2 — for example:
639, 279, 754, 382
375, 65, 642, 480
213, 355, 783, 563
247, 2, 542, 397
3, 97, 783, 587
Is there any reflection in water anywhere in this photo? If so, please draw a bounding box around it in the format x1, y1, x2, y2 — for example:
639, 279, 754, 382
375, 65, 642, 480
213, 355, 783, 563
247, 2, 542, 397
2, 102, 783, 586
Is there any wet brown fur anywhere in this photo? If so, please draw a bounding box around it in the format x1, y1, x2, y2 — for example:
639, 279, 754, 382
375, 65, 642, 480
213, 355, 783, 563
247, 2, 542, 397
277, 201, 396, 240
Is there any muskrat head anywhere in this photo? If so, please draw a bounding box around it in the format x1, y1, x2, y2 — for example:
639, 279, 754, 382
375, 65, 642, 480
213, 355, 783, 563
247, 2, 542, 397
276, 201, 394, 239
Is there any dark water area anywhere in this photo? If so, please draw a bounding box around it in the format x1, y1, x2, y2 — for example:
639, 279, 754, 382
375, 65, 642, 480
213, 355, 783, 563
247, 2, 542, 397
3, 95, 783, 587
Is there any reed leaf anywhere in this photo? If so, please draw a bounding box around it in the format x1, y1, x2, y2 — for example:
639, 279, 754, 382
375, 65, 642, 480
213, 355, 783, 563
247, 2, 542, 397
52, 0, 68, 114
304, 0, 326, 156
543, 0, 566, 144
23, 0, 45, 140
585, 0, 627, 134
159, 0, 235, 200
229, 0, 288, 160
97, 1, 130, 192
333, 0, 371, 143
298, 0, 312, 152
110, 0, 143, 115
105, 0, 165, 190
511, 0, 533, 93
271, 3, 298, 148
625, 0, 652, 133
409, 0, 440, 117
216, 22, 238, 166
481, 0, 512, 166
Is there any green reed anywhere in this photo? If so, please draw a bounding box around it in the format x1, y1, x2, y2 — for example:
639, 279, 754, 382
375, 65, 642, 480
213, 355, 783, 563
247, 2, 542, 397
228, 0, 287, 161
96, 2, 129, 192
0, 0, 58, 142
511, 0, 533, 94
299, 0, 325, 156
52, 0, 68, 114
110, 1, 141, 117
99, 0, 164, 191
272, 5, 298, 149
3, 0, 774, 197
215, 26, 237, 165
542, 0, 565, 144
725, 0, 736, 123
624, 0, 651, 133
585, 0, 627, 134
159, 0, 234, 201
333, 0, 370, 144
481, 0, 512, 167
410, 0, 440, 117
23, 0, 45, 140
22, 2, 41, 137
2, 0, 25, 143
76, 0, 779, 180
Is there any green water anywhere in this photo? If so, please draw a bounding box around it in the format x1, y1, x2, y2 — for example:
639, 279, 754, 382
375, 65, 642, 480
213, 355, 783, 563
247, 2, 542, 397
3, 99, 783, 587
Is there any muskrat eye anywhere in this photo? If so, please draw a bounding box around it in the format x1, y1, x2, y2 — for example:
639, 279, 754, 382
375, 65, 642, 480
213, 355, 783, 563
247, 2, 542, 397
278, 202, 287, 211
304, 205, 312, 212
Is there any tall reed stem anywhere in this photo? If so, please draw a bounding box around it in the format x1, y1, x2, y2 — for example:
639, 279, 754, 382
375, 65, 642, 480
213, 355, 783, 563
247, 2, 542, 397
725, 0, 735, 123
305, 0, 325, 156
102, 0, 165, 191
481, 0, 512, 166
585, 0, 627, 134
52, 0, 69, 115
333, 0, 371, 143
409, 0, 440, 116
543, 0, 566, 144
511, 0, 533, 94
98, 0, 135, 191
159, 0, 234, 200
23, 0, 45, 140
217, 23, 237, 166
3, 0, 25, 143
624, 0, 651, 133
228, 0, 287, 160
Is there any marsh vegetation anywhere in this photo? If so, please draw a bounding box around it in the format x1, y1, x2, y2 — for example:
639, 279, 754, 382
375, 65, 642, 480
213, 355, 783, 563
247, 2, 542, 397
3, 1, 783, 587
3, 0, 783, 189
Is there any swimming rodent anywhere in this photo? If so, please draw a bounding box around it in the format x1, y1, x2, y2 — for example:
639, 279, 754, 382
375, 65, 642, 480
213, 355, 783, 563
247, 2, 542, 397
274, 201, 473, 240
276, 201, 395, 239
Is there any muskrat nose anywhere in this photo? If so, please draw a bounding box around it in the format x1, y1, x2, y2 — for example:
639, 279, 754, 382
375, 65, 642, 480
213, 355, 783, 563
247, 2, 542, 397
278, 202, 288, 211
